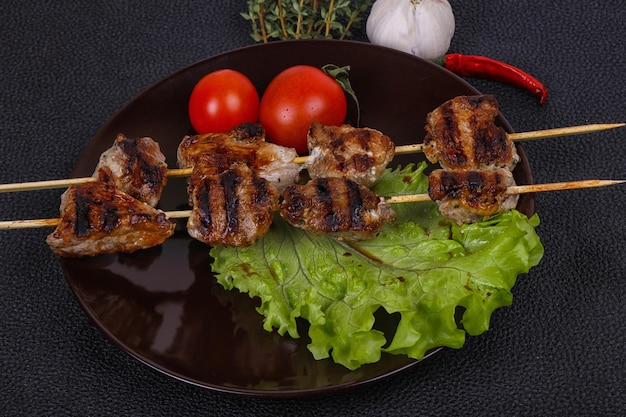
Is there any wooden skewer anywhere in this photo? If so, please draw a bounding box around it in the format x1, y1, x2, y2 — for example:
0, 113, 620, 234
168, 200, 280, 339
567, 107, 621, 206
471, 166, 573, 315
0, 209, 194, 230
0, 168, 192, 193
1, 179, 623, 230
0, 176, 97, 193
1, 123, 623, 194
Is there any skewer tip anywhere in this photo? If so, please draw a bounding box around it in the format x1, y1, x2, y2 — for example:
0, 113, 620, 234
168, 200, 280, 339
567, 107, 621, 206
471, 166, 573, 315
508, 179, 626, 195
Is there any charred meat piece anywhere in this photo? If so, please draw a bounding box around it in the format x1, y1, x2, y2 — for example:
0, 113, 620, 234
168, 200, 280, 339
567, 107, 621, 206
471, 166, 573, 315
46, 181, 175, 257
93, 134, 168, 207
187, 163, 279, 247
306, 122, 395, 186
423, 95, 519, 171
177, 123, 302, 193
428, 168, 519, 225
280, 177, 395, 242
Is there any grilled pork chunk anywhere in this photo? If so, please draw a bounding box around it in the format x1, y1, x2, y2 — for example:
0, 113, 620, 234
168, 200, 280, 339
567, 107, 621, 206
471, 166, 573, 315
280, 177, 395, 242
93, 134, 168, 207
423, 95, 519, 171
187, 163, 279, 247
46, 181, 175, 257
428, 168, 519, 225
177, 123, 302, 193
306, 122, 395, 186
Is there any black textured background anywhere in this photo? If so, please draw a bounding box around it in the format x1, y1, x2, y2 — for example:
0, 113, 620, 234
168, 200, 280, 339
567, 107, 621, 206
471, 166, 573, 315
2, 1, 625, 415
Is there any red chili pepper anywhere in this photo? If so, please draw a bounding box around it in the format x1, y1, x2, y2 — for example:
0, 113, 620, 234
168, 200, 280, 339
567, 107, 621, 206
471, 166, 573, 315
442, 53, 547, 104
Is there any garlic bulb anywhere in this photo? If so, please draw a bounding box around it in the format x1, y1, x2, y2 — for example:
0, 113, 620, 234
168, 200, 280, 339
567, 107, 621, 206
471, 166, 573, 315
366, 0, 455, 60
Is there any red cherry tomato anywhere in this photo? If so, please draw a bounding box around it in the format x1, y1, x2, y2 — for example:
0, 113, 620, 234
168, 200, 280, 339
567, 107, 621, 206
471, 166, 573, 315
188, 69, 260, 134
259, 65, 347, 154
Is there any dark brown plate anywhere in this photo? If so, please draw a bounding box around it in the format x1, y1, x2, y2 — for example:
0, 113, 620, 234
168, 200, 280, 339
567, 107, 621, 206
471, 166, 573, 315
61, 40, 534, 397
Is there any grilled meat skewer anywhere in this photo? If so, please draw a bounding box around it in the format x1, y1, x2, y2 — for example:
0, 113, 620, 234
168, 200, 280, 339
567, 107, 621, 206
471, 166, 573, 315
305, 122, 395, 187
428, 168, 519, 225
11, 177, 623, 249
423, 94, 520, 171
46, 181, 175, 257
280, 177, 396, 242
2, 118, 621, 195
177, 123, 302, 193
423, 95, 520, 224
93, 133, 168, 207
187, 162, 279, 247
304, 95, 516, 186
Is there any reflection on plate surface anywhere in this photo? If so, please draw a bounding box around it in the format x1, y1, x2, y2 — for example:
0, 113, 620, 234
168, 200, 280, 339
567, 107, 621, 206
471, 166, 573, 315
62, 40, 534, 397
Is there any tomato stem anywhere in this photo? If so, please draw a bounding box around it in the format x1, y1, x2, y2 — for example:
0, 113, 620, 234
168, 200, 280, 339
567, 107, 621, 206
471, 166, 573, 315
322, 64, 361, 126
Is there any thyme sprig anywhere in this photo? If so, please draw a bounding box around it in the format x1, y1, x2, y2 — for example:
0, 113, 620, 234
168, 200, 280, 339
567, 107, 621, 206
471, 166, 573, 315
241, 0, 373, 43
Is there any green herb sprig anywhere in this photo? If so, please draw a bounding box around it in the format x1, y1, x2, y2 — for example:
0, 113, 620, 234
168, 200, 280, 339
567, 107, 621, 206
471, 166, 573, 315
241, 0, 374, 43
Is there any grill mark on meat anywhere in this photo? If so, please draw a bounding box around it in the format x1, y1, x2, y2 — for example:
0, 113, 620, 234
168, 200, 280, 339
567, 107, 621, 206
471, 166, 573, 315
330, 138, 343, 148
440, 101, 466, 167
352, 154, 372, 172
118, 137, 165, 192
473, 124, 490, 165
465, 95, 483, 107
465, 170, 488, 206
346, 179, 365, 230
97, 167, 113, 184
196, 180, 212, 234
74, 187, 93, 237
102, 210, 120, 233
74, 186, 120, 237
349, 129, 373, 172
221, 169, 242, 235
281, 189, 305, 225
473, 124, 509, 166
232, 122, 265, 139
357, 129, 371, 149
315, 178, 336, 232
252, 174, 273, 207
435, 171, 458, 200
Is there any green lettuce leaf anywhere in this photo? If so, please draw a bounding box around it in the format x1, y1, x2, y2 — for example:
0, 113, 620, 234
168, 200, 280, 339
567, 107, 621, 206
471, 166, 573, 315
210, 163, 544, 370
